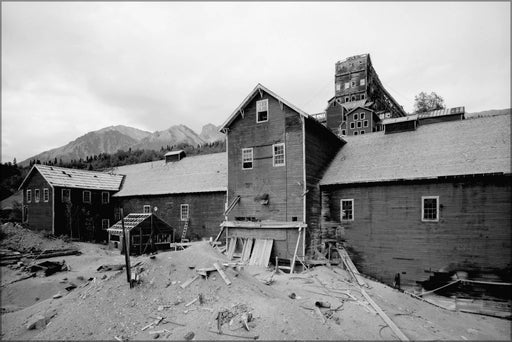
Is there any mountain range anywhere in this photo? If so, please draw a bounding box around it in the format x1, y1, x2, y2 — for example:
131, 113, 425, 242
19, 123, 224, 166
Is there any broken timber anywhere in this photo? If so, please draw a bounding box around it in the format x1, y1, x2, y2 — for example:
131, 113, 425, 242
180, 275, 199, 289
213, 262, 231, 285
336, 247, 367, 287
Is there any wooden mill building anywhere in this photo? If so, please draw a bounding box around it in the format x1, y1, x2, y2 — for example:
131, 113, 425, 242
319, 113, 511, 286
18, 165, 124, 241
111, 152, 227, 241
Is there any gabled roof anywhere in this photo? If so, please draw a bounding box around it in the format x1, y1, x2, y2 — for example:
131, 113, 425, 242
18, 164, 124, 191
345, 106, 380, 120
418, 106, 465, 119
107, 213, 173, 234
220, 83, 309, 131
320, 114, 511, 186
341, 99, 369, 111
112, 152, 227, 197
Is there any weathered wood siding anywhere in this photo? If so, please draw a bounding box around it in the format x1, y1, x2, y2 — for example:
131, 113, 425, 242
53, 187, 116, 242
115, 191, 226, 241
323, 175, 512, 286
304, 118, 344, 255
325, 101, 344, 133
227, 91, 304, 222
21, 170, 53, 232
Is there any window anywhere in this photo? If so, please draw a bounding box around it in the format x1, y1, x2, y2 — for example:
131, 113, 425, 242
354, 131, 358, 135
43, 188, 49, 202
181, 204, 189, 221
344, 82, 350, 89
360, 79, 366, 86
114, 208, 121, 221
102, 192, 110, 204
26, 190, 32, 203
360, 113, 365, 120
343, 114, 347, 121
256, 99, 268, 123
101, 219, 110, 230
341, 129, 346, 136
335, 83, 341, 91
351, 80, 356, 87
345, 96, 350, 102
143, 205, 151, 213
341, 199, 354, 221
83, 191, 91, 203
360, 130, 365, 135
357, 121, 362, 128
364, 120, 369, 127
351, 95, 356, 101
62, 189, 70, 202
360, 94, 365, 100
34, 189, 40, 203
273, 143, 285, 167
350, 122, 355, 129
242, 148, 253, 170
354, 113, 358, 120
422, 196, 439, 222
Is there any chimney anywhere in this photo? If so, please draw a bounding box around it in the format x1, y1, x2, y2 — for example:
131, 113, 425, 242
165, 150, 186, 163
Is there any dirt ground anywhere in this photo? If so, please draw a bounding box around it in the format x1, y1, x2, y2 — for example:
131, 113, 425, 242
0, 229, 510, 341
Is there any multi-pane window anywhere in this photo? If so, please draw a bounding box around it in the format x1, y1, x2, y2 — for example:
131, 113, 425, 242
256, 99, 269, 123
242, 148, 253, 170
143, 205, 151, 213
43, 188, 49, 202
83, 191, 91, 203
102, 192, 110, 204
180, 204, 189, 221
341, 199, 354, 221
101, 219, 110, 230
26, 190, 32, 203
364, 120, 369, 127
422, 196, 439, 222
273, 143, 285, 167
34, 189, 40, 203
62, 189, 70, 202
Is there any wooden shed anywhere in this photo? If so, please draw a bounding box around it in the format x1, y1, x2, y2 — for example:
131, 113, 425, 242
107, 213, 174, 255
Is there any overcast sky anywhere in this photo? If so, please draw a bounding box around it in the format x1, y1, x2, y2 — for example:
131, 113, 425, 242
2, 2, 510, 163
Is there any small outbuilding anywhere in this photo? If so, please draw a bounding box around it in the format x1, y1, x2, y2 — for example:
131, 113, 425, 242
107, 213, 174, 255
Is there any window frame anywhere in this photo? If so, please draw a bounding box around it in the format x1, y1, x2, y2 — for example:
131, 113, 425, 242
272, 143, 286, 167
360, 79, 366, 86
83, 190, 91, 204
180, 204, 189, 221
360, 130, 365, 135
421, 196, 440, 222
43, 188, 49, 202
344, 82, 350, 89
61, 189, 70, 202
143, 205, 151, 213
345, 96, 350, 102
34, 189, 40, 203
256, 99, 269, 123
357, 121, 362, 128
364, 120, 369, 127
26, 189, 32, 203
354, 131, 358, 135
360, 113, 365, 120
101, 191, 110, 204
360, 94, 365, 100
101, 219, 110, 230
350, 122, 355, 129
341, 129, 346, 136
354, 113, 359, 120
242, 148, 253, 170
340, 199, 354, 221
335, 82, 341, 91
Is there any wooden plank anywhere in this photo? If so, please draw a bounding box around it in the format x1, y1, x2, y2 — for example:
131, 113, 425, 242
261, 239, 273, 267
290, 228, 302, 274
249, 239, 262, 266
227, 237, 236, 260
180, 275, 199, 289
337, 247, 367, 287
361, 288, 409, 341
213, 262, 231, 286
241, 238, 254, 263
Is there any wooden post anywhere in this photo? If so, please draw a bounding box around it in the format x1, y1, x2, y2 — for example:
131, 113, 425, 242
139, 227, 142, 255
290, 227, 302, 274
121, 209, 132, 286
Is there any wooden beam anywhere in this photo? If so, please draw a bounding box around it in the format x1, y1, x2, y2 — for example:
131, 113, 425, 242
213, 262, 231, 286
290, 227, 302, 274
180, 275, 199, 289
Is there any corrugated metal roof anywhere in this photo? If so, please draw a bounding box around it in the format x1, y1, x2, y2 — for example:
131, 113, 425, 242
320, 115, 511, 186
417, 106, 465, 119
21, 164, 124, 191
112, 152, 227, 197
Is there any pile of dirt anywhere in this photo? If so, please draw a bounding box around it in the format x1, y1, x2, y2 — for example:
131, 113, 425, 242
1, 241, 511, 341
0, 223, 76, 254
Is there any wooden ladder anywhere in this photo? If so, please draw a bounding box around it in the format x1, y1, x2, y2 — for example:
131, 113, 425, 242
181, 220, 190, 242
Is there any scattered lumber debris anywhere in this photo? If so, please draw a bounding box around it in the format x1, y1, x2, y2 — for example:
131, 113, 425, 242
180, 275, 199, 289
29, 260, 69, 276
213, 262, 231, 286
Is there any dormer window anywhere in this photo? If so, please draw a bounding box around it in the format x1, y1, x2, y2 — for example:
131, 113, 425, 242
256, 99, 268, 123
